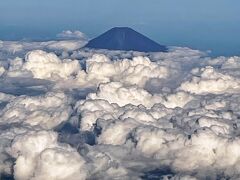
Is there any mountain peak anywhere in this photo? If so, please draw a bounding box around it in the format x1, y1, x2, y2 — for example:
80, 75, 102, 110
84, 27, 167, 52
111, 27, 131, 30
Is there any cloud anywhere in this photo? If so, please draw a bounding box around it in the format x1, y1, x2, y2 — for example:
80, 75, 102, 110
10, 131, 88, 180
0, 91, 72, 129
0, 30, 88, 60
57, 30, 88, 40
0, 67, 5, 77
2, 38, 240, 179
180, 66, 240, 94
23, 50, 81, 80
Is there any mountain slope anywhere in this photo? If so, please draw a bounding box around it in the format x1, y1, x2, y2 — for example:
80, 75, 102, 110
84, 27, 167, 52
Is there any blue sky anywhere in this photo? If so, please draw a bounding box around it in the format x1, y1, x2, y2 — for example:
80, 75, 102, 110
0, 0, 239, 56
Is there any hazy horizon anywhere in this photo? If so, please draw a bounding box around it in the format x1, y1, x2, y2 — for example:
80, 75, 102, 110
0, 0, 239, 56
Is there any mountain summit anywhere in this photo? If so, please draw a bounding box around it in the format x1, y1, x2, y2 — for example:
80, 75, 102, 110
84, 27, 167, 52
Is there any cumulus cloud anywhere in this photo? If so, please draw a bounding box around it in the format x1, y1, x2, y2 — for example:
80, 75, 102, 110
85, 54, 169, 87
23, 50, 81, 80
87, 82, 161, 107
0, 91, 72, 129
10, 131, 88, 180
57, 30, 88, 40
2, 39, 240, 179
180, 66, 240, 94
0, 30, 87, 60
4, 50, 82, 82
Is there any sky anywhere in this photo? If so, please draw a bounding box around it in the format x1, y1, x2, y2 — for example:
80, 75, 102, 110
0, 0, 240, 56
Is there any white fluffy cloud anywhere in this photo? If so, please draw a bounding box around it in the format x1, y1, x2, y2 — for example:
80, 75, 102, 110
6, 50, 82, 81
0, 91, 72, 129
180, 66, 240, 94
84, 54, 169, 87
57, 30, 88, 40
87, 82, 161, 107
10, 131, 88, 180
2, 38, 240, 179
23, 50, 81, 80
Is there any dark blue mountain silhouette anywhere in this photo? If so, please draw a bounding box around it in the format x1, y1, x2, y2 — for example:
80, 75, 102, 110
84, 27, 167, 52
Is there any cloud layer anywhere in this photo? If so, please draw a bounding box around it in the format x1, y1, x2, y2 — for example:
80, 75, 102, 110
1, 32, 240, 179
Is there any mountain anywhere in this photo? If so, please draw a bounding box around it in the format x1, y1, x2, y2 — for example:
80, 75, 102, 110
84, 27, 167, 52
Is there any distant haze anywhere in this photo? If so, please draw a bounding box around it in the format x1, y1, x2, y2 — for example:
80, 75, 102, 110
0, 0, 239, 56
